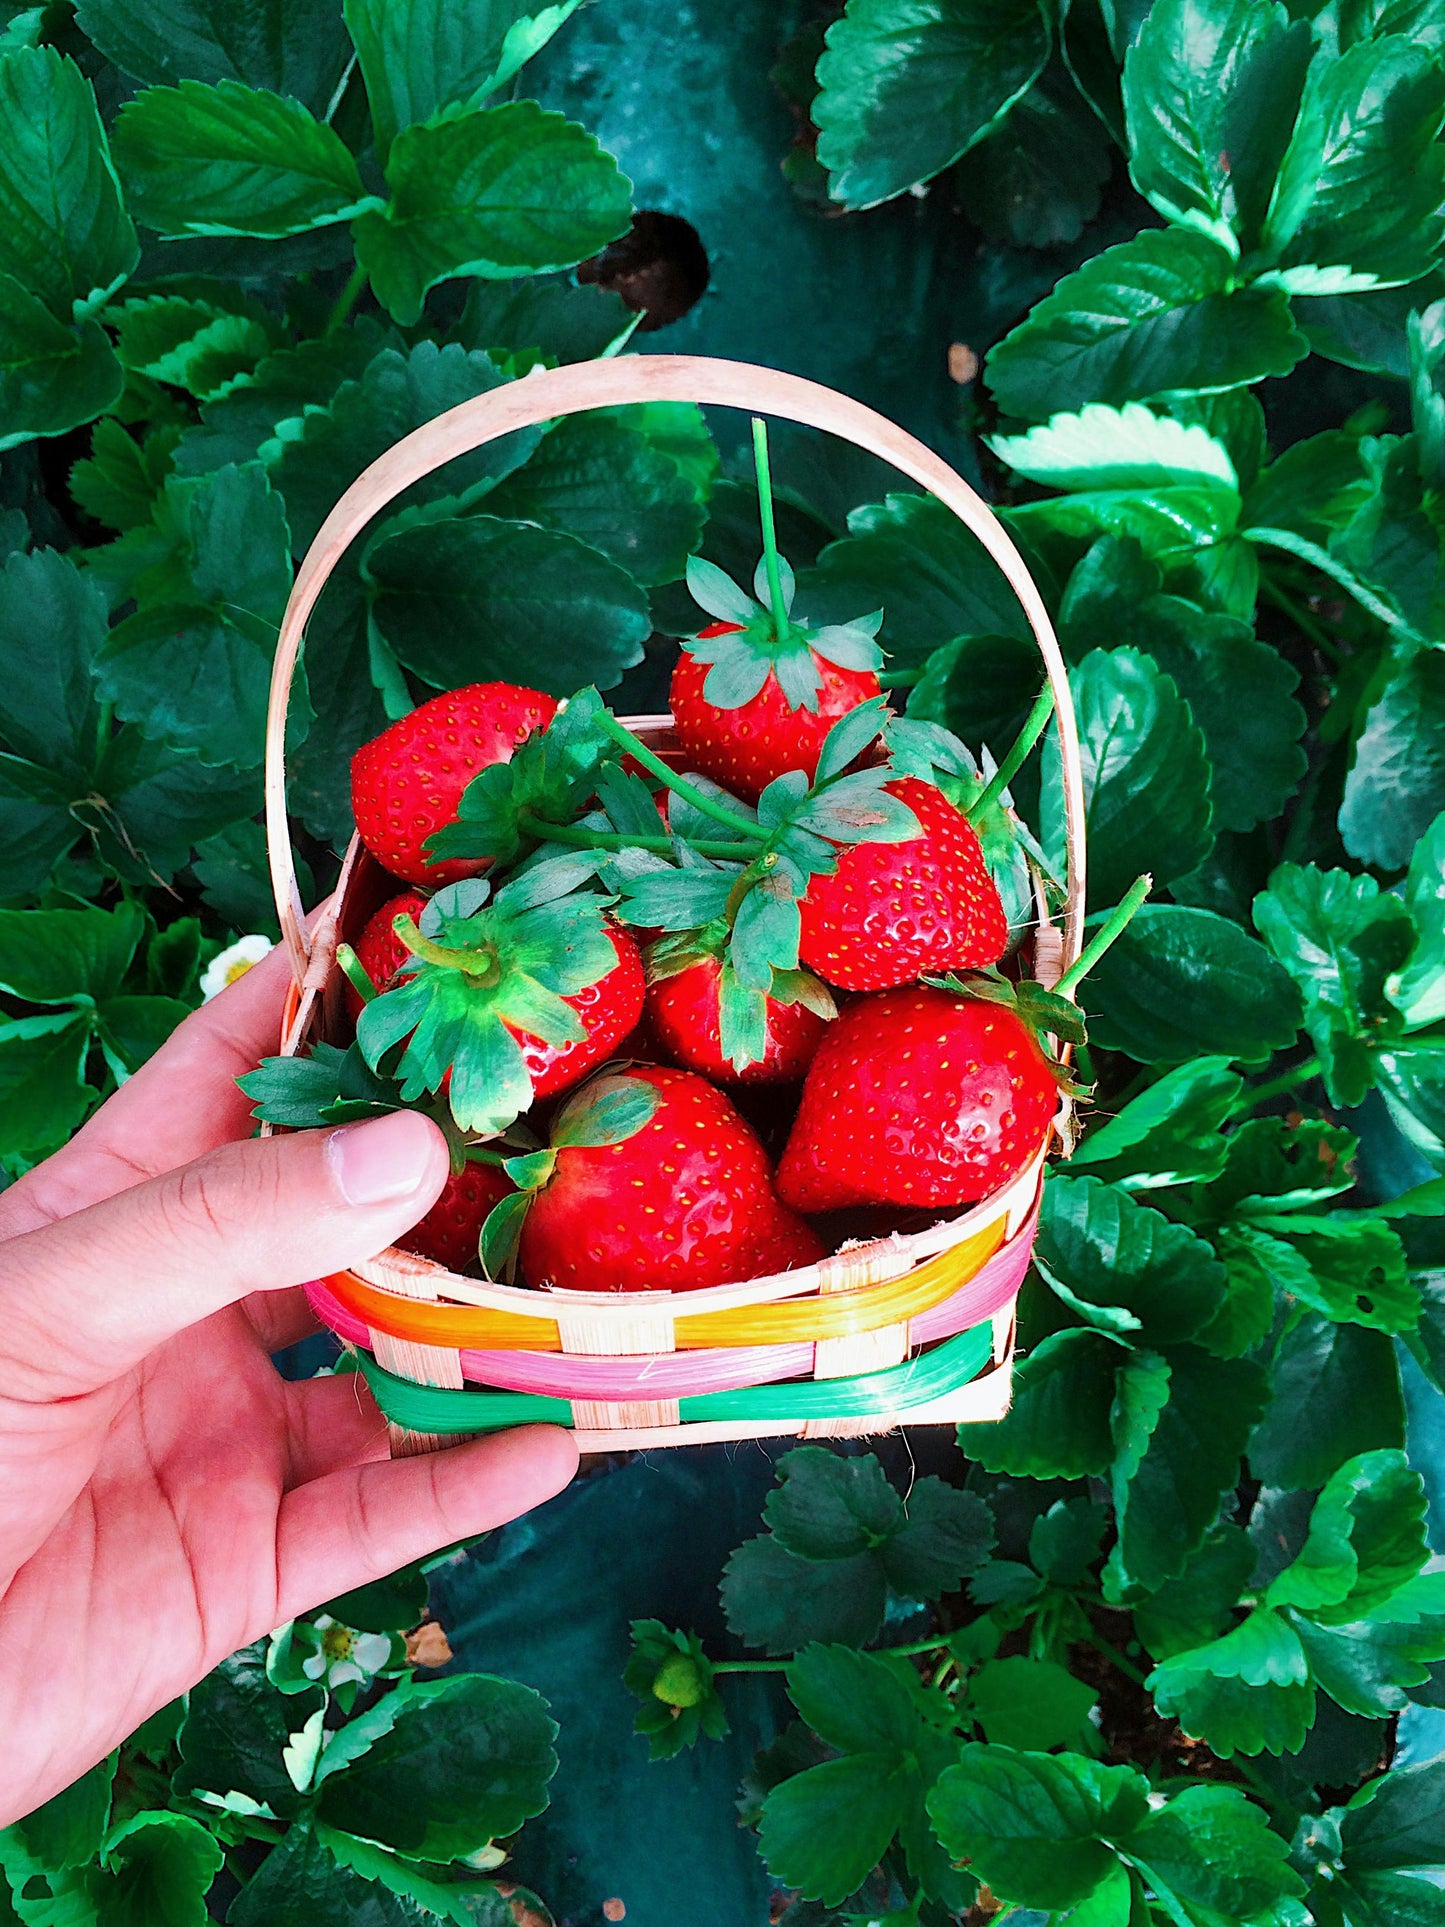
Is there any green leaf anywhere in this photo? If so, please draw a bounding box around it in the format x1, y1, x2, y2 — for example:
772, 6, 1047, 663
764, 1447, 903, 1559
173, 1641, 319, 1818
1112, 1346, 1267, 1593
88, 1812, 223, 1927
72, 418, 178, 532
928, 1747, 1150, 1911
812, 0, 1051, 209
785, 1644, 922, 1756
0, 547, 109, 773
994, 403, 1239, 494
315, 1674, 556, 1859
485, 410, 706, 586
957, 1326, 1120, 1479
1122, 0, 1312, 254
1147, 1608, 1315, 1756
0, 46, 137, 321
0, 902, 143, 1003
1250, 1316, 1405, 1488
1241, 1216, 1419, 1332
112, 294, 274, 400
1262, 36, 1445, 290
367, 514, 648, 697
1122, 1784, 1304, 1916
267, 340, 538, 552
880, 1478, 995, 1598
95, 463, 293, 768
0, 1758, 113, 1877
801, 492, 1031, 669
721, 1535, 888, 1654
1037, 1174, 1229, 1346
0, 276, 123, 452
1395, 811, 1445, 1028
176, 326, 390, 478
229, 1818, 506, 1927
112, 80, 372, 238
985, 227, 1306, 421
1330, 435, 1445, 640
759, 1754, 910, 1906
449, 274, 634, 364
1253, 863, 1415, 1106
1042, 647, 1214, 905
1071, 1056, 1243, 1188
1339, 648, 1445, 872
1133, 1523, 1257, 1660
1243, 429, 1375, 542
1290, 1571, 1445, 1716
1030, 1496, 1109, 1586
957, 64, 1113, 250
1340, 1759, 1445, 1871
1060, 537, 1307, 833
354, 100, 631, 327
1377, 1039, 1445, 1173
1268, 1449, 1429, 1619
73, 0, 354, 117
969, 1657, 1098, 1750
0, 1011, 95, 1158
343, 0, 586, 162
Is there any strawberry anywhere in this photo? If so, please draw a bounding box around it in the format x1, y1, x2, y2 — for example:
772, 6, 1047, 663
743, 1202, 827, 1275
671, 623, 882, 803
646, 950, 833, 1084
797, 775, 1008, 991
351, 681, 558, 887
502, 1064, 817, 1292
403, 1159, 515, 1273
346, 889, 428, 1020
775, 985, 1059, 1213
355, 862, 645, 1137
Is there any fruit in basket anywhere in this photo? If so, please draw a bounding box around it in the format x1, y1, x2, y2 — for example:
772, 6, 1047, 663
351, 681, 558, 887
485, 1064, 819, 1292
645, 949, 835, 1084
797, 776, 1008, 991
354, 863, 645, 1135
775, 984, 1061, 1212
403, 1159, 515, 1273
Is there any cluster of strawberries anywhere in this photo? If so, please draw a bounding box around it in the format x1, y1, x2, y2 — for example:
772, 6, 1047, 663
247, 430, 1084, 1294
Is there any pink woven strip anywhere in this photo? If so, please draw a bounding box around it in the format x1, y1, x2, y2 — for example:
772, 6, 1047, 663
304, 1211, 1036, 1398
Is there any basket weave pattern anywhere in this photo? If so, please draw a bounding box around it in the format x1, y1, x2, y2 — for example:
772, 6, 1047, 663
265, 356, 1087, 1454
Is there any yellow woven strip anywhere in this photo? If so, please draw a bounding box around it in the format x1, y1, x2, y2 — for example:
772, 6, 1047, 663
323, 1216, 1004, 1353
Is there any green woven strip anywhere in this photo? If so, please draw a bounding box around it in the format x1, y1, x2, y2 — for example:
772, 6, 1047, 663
358, 1322, 996, 1434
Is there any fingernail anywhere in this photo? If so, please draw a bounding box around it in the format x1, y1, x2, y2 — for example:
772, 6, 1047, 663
328, 1111, 444, 1205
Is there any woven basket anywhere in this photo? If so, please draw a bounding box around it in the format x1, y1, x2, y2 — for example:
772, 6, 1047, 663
264, 355, 1087, 1455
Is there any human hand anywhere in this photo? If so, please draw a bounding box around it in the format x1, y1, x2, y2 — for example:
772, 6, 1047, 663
0, 945, 579, 1823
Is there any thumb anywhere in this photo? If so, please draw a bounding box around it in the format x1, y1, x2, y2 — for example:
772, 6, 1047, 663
0, 1111, 450, 1398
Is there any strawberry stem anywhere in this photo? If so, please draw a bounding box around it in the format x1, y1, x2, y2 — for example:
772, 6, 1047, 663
336, 941, 378, 1005
517, 810, 762, 861
751, 416, 789, 646
969, 685, 1056, 823
1054, 875, 1152, 998
392, 914, 503, 986
588, 710, 768, 841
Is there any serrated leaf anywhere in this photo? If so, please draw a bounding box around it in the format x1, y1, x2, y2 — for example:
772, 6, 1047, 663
759, 1753, 910, 1906
353, 101, 631, 327
1340, 648, 1445, 873
1134, 1523, 1257, 1662
764, 1447, 903, 1560
0, 276, 124, 452
74, 0, 353, 116
969, 1656, 1098, 1751
813, 0, 1051, 209
112, 294, 274, 399
1243, 1214, 1419, 1332
1071, 1056, 1242, 1189
1037, 1174, 1229, 1346
1250, 1315, 1406, 1489
721, 1535, 888, 1654
1395, 811, 1445, 1029
1147, 1608, 1315, 1757
880, 1479, 994, 1597
1339, 1758, 1445, 1871
957, 62, 1113, 249
1042, 646, 1214, 905
367, 515, 649, 697
985, 227, 1306, 421
1122, 1783, 1304, 1916
958, 1325, 1121, 1479
1268, 1449, 1430, 1620
993, 401, 1239, 493
112, 79, 373, 238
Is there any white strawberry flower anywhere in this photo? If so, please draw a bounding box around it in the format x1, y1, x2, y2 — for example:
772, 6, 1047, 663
300, 1614, 395, 1689
200, 934, 273, 1001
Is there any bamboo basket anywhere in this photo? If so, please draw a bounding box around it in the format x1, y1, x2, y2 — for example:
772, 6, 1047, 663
264, 355, 1086, 1455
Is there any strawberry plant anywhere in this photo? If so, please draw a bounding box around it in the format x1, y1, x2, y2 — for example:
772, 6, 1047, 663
3, 0, 1445, 1921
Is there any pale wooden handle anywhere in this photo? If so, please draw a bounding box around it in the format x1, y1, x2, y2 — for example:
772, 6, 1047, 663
265, 354, 1087, 982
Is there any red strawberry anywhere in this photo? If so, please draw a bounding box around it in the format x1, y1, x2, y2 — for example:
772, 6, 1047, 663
518, 1065, 816, 1292
351, 682, 558, 887
403, 1159, 515, 1273
776, 986, 1057, 1213
646, 953, 831, 1084
350, 892, 645, 1104
744, 1203, 827, 1275
797, 776, 1008, 991
671, 629, 881, 803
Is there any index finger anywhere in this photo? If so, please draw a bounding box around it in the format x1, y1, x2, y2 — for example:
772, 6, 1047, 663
0, 941, 296, 1238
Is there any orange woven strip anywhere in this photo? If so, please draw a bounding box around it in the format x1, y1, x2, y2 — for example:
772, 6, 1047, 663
320, 1216, 1006, 1354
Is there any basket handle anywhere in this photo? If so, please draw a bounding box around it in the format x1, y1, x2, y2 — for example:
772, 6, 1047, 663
266, 354, 1087, 984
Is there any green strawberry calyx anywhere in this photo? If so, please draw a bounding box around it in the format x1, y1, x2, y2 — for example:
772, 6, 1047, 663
646, 924, 837, 1074
681, 551, 883, 714
477, 1068, 662, 1279
354, 856, 623, 1139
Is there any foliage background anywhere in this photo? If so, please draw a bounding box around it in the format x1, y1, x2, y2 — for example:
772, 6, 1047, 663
2, 0, 1445, 1922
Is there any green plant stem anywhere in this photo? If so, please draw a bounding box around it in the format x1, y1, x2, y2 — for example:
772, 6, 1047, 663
94, 699, 114, 762
970, 684, 1056, 821
589, 710, 768, 840
336, 941, 377, 1005
1260, 573, 1344, 666
517, 811, 761, 861
1055, 875, 1152, 997
751, 415, 789, 644
879, 666, 922, 688
1079, 1627, 1148, 1688
328, 259, 368, 334
714, 1634, 950, 1677
1232, 1053, 1323, 1115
